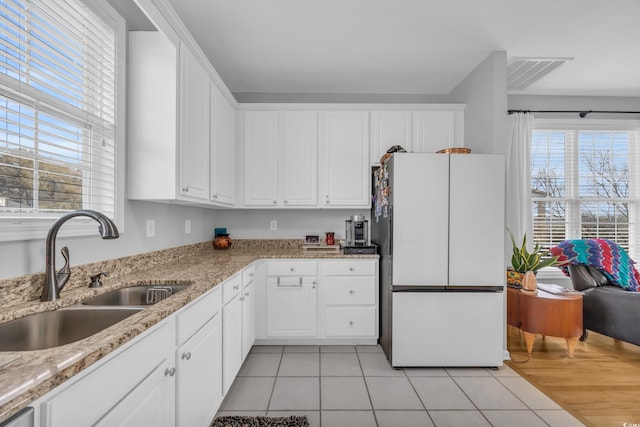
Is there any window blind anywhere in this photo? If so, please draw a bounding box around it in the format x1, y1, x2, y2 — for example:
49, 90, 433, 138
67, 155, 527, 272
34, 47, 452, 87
532, 125, 639, 258
0, 0, 116, 219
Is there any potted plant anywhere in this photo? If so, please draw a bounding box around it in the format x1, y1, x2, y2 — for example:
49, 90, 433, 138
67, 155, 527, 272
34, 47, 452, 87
507, 229, 561, 288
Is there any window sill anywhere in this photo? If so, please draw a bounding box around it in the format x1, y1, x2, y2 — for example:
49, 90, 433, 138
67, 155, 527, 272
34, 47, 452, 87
0, 218, 123, 242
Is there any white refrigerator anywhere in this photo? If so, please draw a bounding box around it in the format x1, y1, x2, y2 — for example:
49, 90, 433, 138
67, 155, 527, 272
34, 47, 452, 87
371, 153, 505, 367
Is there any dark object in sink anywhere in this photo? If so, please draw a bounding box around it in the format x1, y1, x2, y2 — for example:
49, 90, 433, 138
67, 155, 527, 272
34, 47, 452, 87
82, 285, 188, 306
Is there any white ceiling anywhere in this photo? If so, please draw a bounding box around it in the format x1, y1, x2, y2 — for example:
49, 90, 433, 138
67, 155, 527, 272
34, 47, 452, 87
162, 0, 640, 97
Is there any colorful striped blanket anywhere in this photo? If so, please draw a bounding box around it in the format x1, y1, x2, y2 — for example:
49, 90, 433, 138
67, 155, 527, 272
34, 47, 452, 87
550, 239, 640, 292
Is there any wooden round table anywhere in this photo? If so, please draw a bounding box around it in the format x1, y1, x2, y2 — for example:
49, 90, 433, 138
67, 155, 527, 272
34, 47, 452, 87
507, 286, 583, 358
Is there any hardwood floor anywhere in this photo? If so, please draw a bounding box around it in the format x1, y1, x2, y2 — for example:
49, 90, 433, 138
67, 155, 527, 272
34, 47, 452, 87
506, 325, 640, 427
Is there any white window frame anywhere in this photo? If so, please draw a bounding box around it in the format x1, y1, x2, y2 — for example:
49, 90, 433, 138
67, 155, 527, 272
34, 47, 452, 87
0, 0, 125, 241
532, 118, 640, 263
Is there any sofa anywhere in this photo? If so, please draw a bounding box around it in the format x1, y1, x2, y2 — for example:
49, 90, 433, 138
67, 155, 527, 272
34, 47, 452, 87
568, 264, 640, 346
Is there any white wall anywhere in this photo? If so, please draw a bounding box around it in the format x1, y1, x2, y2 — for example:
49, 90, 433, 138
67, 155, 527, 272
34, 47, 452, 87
0, 201, 218, 280
215, 209, 368, 242
449, 51, 509, 155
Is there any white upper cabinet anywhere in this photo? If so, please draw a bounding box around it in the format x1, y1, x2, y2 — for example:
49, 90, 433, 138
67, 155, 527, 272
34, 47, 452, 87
243, 111, 318, 207
319, 111, 370, 207
370, 111, 412, 165
243, 111, 280, 206
178, 46, 210, 201
281, 111, 318, 206
412, 109, 464, 153
210, 84, 235, 206
128, 31, 236, 207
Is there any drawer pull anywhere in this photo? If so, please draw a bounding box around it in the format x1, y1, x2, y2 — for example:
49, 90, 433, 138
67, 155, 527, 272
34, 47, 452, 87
349, 321, 354, 326
290, 267, 295, 272
182, 352, 191, 360
349, 267, 355, 271
165, 367, 176, 376
233, 284, 239, 290
244, 291, 250, 296
276, 277, 303, 287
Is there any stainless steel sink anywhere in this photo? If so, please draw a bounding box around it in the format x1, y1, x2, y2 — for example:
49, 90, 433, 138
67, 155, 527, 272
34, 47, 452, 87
0, 307, 142, 352
82, 285, 188, 306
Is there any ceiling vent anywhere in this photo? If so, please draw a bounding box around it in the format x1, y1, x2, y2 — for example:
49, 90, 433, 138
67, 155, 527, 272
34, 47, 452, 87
507, 57, 573, 91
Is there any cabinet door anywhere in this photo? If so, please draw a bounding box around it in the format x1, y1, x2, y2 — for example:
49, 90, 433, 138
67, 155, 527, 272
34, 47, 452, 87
448, 154, 505, 287
412, 110, 460, 153
210, 84, 235, 205
176, 313, 223, 427
244, 111, 279, 206
178, 45, 210, 201
241, 281, 256, 359
319, 111, 370, 207
370, 111, 411, 165
95, 360, 174, 427
266, 277, 317, 337
222, 295, 243, 394
282, 111, 318, 206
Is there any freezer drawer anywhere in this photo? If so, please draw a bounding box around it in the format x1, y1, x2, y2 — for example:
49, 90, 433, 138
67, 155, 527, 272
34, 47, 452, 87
391, 292, 504, 367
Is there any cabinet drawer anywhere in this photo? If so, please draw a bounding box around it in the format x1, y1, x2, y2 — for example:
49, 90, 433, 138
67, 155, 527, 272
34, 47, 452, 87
242, 264, 255, 287
223, 273, 242, 305
176, 286, 221, 345
324, 277, 376, 305
324, 260, 377, 276
325, 307, 377, 337
267, 260, 317, 276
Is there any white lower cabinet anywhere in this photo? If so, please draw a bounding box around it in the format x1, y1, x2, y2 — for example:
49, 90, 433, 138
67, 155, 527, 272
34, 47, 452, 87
176, 313, 222, 427
320, 260, 378, 339
222, 273, 243, 395
95, 359, 174, 427
266, 260, 318, 338
241, 280, 256, 360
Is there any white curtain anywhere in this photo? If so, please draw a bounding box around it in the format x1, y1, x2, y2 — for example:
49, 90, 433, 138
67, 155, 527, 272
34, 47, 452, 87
506, 112, 534, 245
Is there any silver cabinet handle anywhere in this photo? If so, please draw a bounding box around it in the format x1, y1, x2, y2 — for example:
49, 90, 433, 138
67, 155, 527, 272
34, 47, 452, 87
349, 321, 354, 326
182, 187, 189, 193
212, 194, 218, 199
233, 284, 239, 290
290, 267, 295, 272
182, 352, 191, 360
349, 267, 355, 271
276, 276, 303, 287
240, 297, 244, 301
284, 200, 288, 204
349, 290, 354, 294
273, 200, 277, 204
165, 367, 176, 376
244, 291, 250, 296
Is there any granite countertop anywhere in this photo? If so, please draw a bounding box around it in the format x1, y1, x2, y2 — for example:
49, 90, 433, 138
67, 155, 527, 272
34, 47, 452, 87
0, 240, 377, 422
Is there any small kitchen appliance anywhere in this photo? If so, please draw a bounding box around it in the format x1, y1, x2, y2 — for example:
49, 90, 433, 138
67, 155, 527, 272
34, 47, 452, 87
343, 214, 377, 254
345, 214, 368, 246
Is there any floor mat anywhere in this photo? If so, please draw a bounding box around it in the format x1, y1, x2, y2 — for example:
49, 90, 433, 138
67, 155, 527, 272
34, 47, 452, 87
211, 415, 309, 427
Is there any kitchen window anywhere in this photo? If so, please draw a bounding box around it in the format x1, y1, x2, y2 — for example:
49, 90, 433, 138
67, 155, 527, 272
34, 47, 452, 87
531, 119, 640, 259
0, 0, 124, 241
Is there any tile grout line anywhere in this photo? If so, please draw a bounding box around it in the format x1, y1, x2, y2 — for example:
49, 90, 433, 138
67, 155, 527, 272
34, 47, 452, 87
264, 347, 284, 415
356, 347, 381, 427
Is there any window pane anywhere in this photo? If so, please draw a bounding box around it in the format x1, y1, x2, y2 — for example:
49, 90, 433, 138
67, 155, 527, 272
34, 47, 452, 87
580, 201, 630, 249
0, 151, 33, 209
532, 200, 566, 251
578, 132, 629, 199
531, 131, 565, 198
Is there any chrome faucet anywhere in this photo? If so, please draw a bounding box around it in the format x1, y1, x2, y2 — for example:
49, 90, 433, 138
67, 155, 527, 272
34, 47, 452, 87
41, 209, 119, 301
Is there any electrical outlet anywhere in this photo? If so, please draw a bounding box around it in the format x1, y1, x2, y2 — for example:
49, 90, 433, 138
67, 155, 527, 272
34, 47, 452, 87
270, 219, 277, 231
185, 219, 191, 234
146, 219, 155, 238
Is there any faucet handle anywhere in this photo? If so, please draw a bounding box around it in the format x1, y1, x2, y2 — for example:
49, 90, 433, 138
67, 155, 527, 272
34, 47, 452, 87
89, 271, 109, 288
59, 246, 70, 274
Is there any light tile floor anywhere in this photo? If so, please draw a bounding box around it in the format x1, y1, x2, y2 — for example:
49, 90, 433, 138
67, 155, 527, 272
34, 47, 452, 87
215, 345, 585, 427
